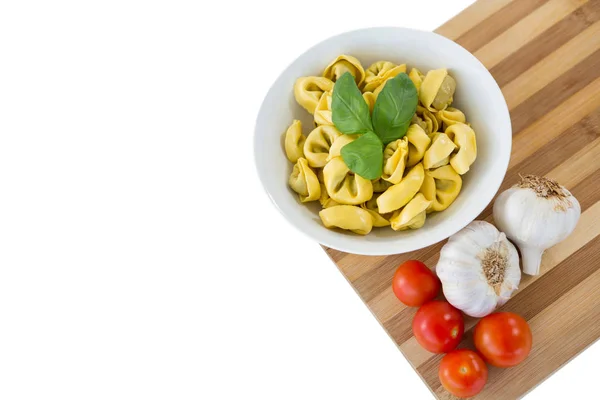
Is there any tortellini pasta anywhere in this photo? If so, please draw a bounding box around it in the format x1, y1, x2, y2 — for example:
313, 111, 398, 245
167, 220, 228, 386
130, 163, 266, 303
323, 55, 365, 86
361, 194, 390, 227
303, 125, 341, 168
319, 205, 373, 235
405, 124, 431, 167
372, 178, 393, 193
416, 105, 440, 135
314, 91, 333, 126
288, 158, 321, 203
390, 193, 432, 231
423, 132, 457, 170
377, 163, 425, 214
363, 61, 406, 92
411, 114, 428, 132
437, 107, 466, 130
447, 122, 477, 174
382, 138, 409, 184
362, 92, 376, 114
284, 120, 306, 163
373, 63, 407, 98
319, 183, 339, 208
294, 76, 334, 114
396, 210, 426, 230
284, 55, 476, 235
408, 68, 425, 91
323, 156, 373, 205
419, 68, 456, 111
327, 134, 358, 161
316, 168, 325, 183
424, 165, 462, 212
419, 172, 436, 212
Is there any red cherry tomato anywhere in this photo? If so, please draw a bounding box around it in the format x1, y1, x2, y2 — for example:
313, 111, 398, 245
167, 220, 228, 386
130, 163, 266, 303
439, 349, 488, 398
392, 260, 440, 307
413, 301, 464, 353
474, 312, 532, 368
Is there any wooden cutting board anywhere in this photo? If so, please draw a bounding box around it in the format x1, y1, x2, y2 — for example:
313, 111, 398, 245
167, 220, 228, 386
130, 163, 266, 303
322, 0, 600, 398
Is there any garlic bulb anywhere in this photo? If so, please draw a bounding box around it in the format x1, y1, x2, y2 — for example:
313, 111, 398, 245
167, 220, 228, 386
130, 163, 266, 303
493, 175, 580, 276
436, 221, 521, 318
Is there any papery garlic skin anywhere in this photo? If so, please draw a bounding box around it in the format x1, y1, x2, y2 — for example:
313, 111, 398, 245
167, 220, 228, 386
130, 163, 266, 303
493, 176, 580, 276
436, 221, 521, 318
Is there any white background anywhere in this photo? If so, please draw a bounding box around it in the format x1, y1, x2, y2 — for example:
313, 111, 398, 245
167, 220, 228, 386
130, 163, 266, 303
0, 1, 595, 399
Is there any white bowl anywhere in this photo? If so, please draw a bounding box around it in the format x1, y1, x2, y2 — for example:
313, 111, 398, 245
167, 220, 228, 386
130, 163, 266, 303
254, 27, 511, 256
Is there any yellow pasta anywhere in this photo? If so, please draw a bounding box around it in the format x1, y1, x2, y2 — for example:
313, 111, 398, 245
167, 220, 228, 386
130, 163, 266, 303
416, 105, 440, 135
377, 163, 425, 214
382, 138, 409, 184
319, 205, 373, 235
303, 125, 341, 168
284, 56, 475, 235
323, 55, 365, 86
314, 91, 333, 126
419, 172, 437, 213
361, 194, 391, 227
319, 183, 339, 208
390, 193, 432, 231
323, 156, 373, 205
408, 68, 425, 92
447, 122, 477, 174
363, 61, 400, 92
405, 124, 431, 167
294, 76, 334, 114
362, 92, 376, 114
437, 107, 466, 130
411, 114, 428, 132
397, 210, 426, 230
284, 120, 306, 163
373, 64, 407, 97
372, 178, 393, 193
317, 168, 325, 183
423, 132, 457, 170
288, 158, 321, 203
327, 134, 359, 161
419, 68, 456, 111
426, 165, 463, 212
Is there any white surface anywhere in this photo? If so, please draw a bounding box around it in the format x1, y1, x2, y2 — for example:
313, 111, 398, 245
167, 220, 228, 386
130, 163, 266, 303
255, 27, 511, 255
0, 1, 595, 399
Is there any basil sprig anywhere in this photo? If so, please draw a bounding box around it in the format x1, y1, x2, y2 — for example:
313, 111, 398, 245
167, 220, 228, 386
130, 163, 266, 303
332, 73, 374, 134
331, 71, 418, 180
372, 73, 418, 144
340, 131, 383, 180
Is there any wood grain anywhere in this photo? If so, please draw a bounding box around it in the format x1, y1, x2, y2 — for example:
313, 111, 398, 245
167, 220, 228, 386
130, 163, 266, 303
435, 0, 515, 40
510, 47, 600, 134
490, 0, 600, 87
321, 1, 600, 398
473, 0, 588, 69
501, 19, 600, 109
509, 75, 600, 168
454, 0, 549, 53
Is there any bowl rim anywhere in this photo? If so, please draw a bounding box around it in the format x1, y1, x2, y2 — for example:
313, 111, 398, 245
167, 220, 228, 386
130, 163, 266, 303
253, 26, 511, 256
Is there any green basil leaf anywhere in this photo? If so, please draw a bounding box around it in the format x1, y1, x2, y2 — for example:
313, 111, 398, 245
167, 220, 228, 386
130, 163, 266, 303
372, 73, 418, 144
332, 72, 374, 135
340, 131, 383, 180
